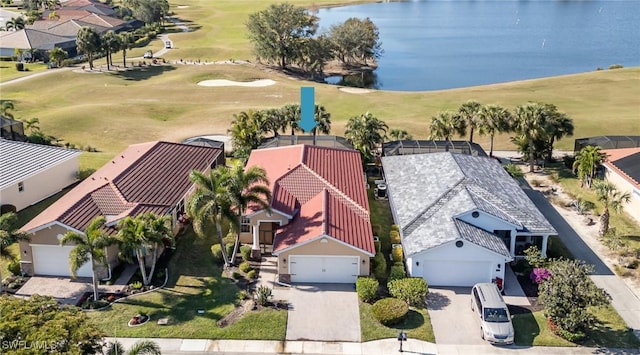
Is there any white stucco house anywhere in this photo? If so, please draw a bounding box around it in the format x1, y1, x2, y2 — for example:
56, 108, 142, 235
0, 139, 81, 212
381, 152, 557, 287
602, 148, 640, 223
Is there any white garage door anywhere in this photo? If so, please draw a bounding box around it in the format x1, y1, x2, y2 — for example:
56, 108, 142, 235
290, 255, 359, 283
32, 245, 93, 278
422, 260, 492, 287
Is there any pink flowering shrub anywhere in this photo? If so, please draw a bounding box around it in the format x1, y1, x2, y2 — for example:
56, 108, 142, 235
530, 267, 551, 284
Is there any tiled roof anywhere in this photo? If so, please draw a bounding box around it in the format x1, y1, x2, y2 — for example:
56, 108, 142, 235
0, 139, 81, 189
382, 152, 556, 257
273, 189, 375, 254
602, 148, 640, 190
21, 141, 222, 233
246, 145, 373, 254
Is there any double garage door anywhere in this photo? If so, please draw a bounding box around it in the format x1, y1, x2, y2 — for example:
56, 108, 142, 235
422, 260, 492, 287
289, 255, 359, 283
32, 245, 93, 278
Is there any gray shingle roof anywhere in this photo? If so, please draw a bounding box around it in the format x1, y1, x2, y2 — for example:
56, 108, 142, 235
454, 219, 511, 257
381, 152, 556, 256
0, 139, 81, 189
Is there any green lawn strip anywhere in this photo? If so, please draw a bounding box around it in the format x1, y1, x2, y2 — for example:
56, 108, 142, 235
86, 228, 287, 339
359, 301, 435, 343
514, 307, 640, 348
0, 62, 48, 82
368, 180, 394, 255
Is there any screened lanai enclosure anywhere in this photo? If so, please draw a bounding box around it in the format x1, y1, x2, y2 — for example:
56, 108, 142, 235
383, 140, 487, 157
1, 116, 25, 141
574, 136, 640, 152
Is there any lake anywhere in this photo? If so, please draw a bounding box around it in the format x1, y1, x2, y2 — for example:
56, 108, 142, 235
317, 0, 640, 91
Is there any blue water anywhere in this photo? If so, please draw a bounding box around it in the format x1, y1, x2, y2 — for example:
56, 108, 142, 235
317, 0, 640, 91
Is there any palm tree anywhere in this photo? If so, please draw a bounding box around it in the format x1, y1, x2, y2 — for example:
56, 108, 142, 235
188, 167, 235, 267
5, 17, 25, 31
513, 102, 548, 172
477, 104, 512, 157
457, 100, 482, 143
0, 212, 29, 294
101, 30, 119, 71
104, 339, 161, 355
21, 117, 40, 134
49, 47, 68, 67
593, 180, 631, 237
0, 100, 15, 119
118, 32, 134, 68
388, 128, 412, 141
228, 110, 265, 160
224, 164, 271, 263
60, 216, 117, 301
76, 26, 102, 70
280, 104, 301, 144
572, 145, 606, 188
543, 106, 574, 162
116, 213, 172, 286
312, 104, 331, 145
428, 111, 466, 143
344, 112, 388, 164
260, 108, 285, 138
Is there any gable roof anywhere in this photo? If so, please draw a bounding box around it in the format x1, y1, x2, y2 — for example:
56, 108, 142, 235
603, 148, 640, 190
0, 139, 81, 189
58, 0, 116, 16
381, 152, 556, 256
0, 28, 75, 50
21, 141, 222, 234
246, 145, 374, 255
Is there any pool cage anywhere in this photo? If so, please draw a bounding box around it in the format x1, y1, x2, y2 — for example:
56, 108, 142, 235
259, 135, 355, 150
1, 116, 26, 141
382, 140, 487, 157
574, 136, 640, 153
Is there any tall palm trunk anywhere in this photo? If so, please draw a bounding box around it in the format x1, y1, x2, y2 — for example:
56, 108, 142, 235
230, 214, 242, 264
528, 135, 535, 172
489, 134, 495, 157
122, 49, 127, 68
136, 250, 149, 285
469, 128, 474, 144
147, 243, 158, 285
599, 208, 610, 237
91, 262, 100, 301
546, 136, 556, 162
216, 219, 230, 267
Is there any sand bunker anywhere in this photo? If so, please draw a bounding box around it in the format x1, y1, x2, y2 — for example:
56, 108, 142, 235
339, 87, 371, 94
197, 79, 276, 87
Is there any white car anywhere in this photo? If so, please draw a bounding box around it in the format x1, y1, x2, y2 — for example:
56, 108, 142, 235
143, 50, 153, 59
471, 283, 515, 345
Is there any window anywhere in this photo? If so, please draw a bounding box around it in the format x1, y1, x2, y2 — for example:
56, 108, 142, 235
18, 182, 24, 192
241, 217, 250, 233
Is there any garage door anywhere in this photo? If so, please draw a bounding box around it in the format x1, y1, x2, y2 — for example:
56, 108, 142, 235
290, 255, 359, 283
422, 260, 491, 287
32, 245, 93, 278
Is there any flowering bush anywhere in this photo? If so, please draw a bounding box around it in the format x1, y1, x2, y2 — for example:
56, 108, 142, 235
530, 267, 551, 284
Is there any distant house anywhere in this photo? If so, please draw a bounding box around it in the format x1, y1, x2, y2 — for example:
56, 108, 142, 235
19, 141, 224, 278
241, 145, 374, 284
381, 152, 556, 287
602, 148, 640, 223
0, 139, 81, 212
0, 28, 76, 58
0, 8, 23, 30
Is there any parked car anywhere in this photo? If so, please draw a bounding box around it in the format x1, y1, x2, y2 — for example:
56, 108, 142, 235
471, 283, 514, 345
143, 50, 153, 59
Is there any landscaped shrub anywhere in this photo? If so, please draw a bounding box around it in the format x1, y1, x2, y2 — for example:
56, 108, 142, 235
389, 262, 406, 281
239, 261, 253, 273
371, 297, 409, 326
390, 230, 401, 244
240, 245, 252, 261
388, 277, 428, 307
256, 285, 272, 306
225, 243, 234, 260
374, 239, 381, 253
504, 163, 524, 178
15, 62, 24, 71
247, 269, 257, 279
238, 290, 249, 300
356, 277, 379, 303
390, 224, 400, 232
7, 260, 21, 276
391, 245, 403, 262
373, 252, 387, 280
130, 281, 143, 290
211, 244, 223, 263
232, 271, 243, 280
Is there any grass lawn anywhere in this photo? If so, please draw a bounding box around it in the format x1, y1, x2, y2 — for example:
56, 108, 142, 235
0, 61, 48, 82
514, 306, 640, 348
360, 301, 435, 342
85, 227, 287, 339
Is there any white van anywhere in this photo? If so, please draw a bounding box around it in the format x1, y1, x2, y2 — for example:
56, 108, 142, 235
471, 283, 514, 345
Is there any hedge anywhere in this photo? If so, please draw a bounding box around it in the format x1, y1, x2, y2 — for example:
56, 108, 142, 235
371, 298, 409, 326
390, 230, 401, 244
356, 277, 379, 303
373, 252, 387, 280
211, 244, 223, 263
391, 245, 403, 262
389, 262, 406, 281
240, 245, 252, 261
388, 277, 428, 307
239, 261, 253, 273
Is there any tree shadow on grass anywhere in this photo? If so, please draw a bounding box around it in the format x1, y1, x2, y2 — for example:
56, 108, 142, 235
511, 306, 539, 346
580, 318, 640, 349
391, 309, 425, 331
113, 65, 176, 81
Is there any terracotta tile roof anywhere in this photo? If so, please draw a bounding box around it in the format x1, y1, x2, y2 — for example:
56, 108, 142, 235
273, 189, 375, 254
246, 145, 373, 254
21, 141, 222, 233
602, 148, 640, 189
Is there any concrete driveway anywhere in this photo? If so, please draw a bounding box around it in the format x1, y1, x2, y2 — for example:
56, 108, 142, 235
284, 283, 361, 342
427, 287, 486, 345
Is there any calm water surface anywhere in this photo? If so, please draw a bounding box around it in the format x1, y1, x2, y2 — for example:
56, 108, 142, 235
317, 0, 640, 91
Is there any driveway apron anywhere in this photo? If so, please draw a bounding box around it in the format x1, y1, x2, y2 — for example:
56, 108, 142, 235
426, 287, 486, 345
284, 283, 361, 342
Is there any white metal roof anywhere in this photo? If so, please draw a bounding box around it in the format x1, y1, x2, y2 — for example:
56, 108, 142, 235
0, 139, 81, 189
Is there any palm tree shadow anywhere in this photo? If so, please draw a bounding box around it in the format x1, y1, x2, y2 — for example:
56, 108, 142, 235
113, 65, 176, 81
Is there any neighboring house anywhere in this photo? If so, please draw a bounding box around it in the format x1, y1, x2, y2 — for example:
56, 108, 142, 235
55, 0, 117, 17
242, 145, 375, 284
602, 148, 640, 223
19, 141, 224, 278
383, 140, 488, 157
0, 28, 76, 58
0, 139, 81, 212
36, 11, 127, 32
381, 152, 556, 287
